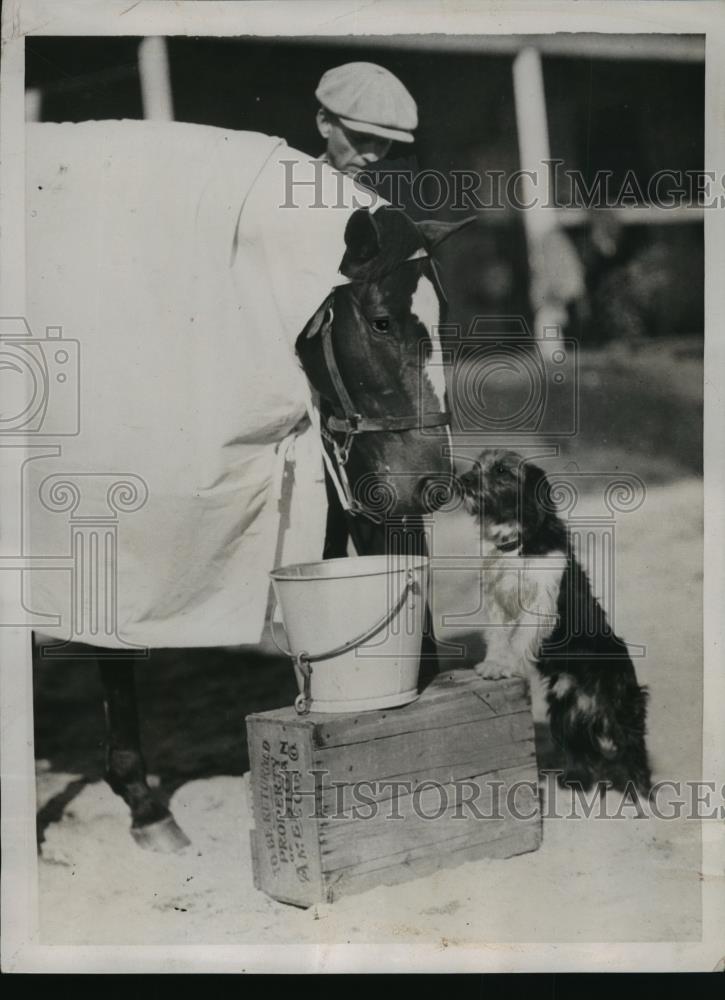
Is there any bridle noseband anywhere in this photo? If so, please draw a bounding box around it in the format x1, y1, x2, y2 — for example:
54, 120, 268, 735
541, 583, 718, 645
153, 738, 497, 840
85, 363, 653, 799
313, 253, 451, 521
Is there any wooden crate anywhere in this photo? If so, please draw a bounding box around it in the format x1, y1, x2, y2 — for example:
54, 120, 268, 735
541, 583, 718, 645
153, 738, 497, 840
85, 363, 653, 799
246, 670, 541, 907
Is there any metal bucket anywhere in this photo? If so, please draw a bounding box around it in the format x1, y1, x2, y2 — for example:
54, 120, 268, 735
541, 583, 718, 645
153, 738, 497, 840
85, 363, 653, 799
270, 554, 428, 714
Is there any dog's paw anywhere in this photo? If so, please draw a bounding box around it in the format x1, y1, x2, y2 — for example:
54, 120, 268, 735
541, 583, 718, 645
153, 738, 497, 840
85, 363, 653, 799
474, 659, 522, 680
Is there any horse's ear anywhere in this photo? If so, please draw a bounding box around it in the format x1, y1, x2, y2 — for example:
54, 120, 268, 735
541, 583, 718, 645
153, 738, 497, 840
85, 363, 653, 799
344, 209, 381, 262
418, 216, 477, 250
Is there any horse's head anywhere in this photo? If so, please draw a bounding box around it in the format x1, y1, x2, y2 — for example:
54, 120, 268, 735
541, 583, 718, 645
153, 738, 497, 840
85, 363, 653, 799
297, 206, 471, 519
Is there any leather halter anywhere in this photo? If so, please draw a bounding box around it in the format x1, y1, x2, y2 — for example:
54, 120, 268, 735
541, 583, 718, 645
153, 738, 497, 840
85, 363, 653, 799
313, 253, 451, 519
321, 305, 451, 441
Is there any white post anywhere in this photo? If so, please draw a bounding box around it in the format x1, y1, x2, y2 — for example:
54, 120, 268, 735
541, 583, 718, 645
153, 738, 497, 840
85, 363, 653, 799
512, 46, 555, 251
138, 36, 174, 122
512, 46, 579, 346
24, 87, 42, 123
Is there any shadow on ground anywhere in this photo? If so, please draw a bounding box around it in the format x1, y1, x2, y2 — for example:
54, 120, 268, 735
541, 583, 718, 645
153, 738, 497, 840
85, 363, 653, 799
33, 642, 297, 837
33, 640, 563, 845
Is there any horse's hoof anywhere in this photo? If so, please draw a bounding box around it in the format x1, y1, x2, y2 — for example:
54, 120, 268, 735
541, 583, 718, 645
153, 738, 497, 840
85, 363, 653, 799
131, 815, 191, 853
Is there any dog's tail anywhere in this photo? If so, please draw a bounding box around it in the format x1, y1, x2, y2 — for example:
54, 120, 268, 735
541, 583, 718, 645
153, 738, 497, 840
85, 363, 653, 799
601, 681, 652, 797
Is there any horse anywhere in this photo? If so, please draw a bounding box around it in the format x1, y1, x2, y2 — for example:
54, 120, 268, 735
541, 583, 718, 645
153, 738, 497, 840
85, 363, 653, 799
91, 204, 467, 851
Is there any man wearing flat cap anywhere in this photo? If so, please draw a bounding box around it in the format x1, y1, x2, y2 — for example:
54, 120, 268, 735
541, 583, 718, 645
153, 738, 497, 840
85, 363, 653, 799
313, 63, 420, 560
315, 62, 417, 179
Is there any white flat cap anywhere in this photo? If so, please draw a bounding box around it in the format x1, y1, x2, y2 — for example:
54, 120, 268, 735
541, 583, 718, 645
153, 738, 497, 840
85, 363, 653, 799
315, 62, 418, 143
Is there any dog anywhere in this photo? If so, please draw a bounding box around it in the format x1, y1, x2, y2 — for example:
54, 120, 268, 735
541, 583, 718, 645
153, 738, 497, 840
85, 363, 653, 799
429, 448, 652, 795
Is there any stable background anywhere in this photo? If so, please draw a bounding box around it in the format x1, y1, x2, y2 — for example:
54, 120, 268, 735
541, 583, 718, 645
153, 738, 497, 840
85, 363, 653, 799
28, 34, 704, 944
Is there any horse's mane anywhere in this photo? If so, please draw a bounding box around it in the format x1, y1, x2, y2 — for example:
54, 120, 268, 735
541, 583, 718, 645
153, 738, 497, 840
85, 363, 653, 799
340, 207, 426, 282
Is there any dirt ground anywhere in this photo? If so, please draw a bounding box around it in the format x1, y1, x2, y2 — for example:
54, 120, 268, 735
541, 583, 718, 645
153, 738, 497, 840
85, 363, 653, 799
33, 342, 704, 947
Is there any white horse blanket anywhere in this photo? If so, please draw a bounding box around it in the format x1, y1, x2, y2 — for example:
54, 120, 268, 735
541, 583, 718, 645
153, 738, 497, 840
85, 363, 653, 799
24, 120, 378, 648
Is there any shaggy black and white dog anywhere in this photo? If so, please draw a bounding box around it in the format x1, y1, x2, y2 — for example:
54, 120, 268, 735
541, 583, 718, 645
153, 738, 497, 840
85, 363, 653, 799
431, 449, 652, 795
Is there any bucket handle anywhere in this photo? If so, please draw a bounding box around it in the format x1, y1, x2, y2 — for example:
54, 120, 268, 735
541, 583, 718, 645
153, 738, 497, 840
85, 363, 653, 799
270, 568, 419, 715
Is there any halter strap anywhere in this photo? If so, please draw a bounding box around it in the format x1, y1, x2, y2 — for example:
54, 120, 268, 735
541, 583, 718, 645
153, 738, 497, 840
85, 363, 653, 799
326, 412, 451, 434
309, 249, 451, 520
320, 306, 451, 438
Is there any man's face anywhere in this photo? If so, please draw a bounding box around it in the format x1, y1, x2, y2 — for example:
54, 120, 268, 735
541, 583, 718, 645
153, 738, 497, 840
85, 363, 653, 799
316, 109, 392, 177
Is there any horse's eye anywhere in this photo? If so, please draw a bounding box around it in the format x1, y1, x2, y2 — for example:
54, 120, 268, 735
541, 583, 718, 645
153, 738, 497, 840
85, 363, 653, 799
371, 317, 391, 334
495, 464, 506, 476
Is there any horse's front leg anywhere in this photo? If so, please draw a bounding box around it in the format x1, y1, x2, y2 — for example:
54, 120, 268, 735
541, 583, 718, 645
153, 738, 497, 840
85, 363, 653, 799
98, 652, 190, 852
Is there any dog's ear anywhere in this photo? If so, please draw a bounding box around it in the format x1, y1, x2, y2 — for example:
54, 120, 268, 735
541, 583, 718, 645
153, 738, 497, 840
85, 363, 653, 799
521, 461, 550, 533
520, 461, 571, 552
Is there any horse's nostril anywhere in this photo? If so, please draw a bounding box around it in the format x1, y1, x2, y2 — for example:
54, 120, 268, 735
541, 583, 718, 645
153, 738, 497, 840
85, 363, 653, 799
417, 475, 455, 513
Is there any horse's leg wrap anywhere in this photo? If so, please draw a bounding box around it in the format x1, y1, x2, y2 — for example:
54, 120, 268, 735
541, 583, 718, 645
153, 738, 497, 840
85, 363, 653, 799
97, 652, 190, 851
